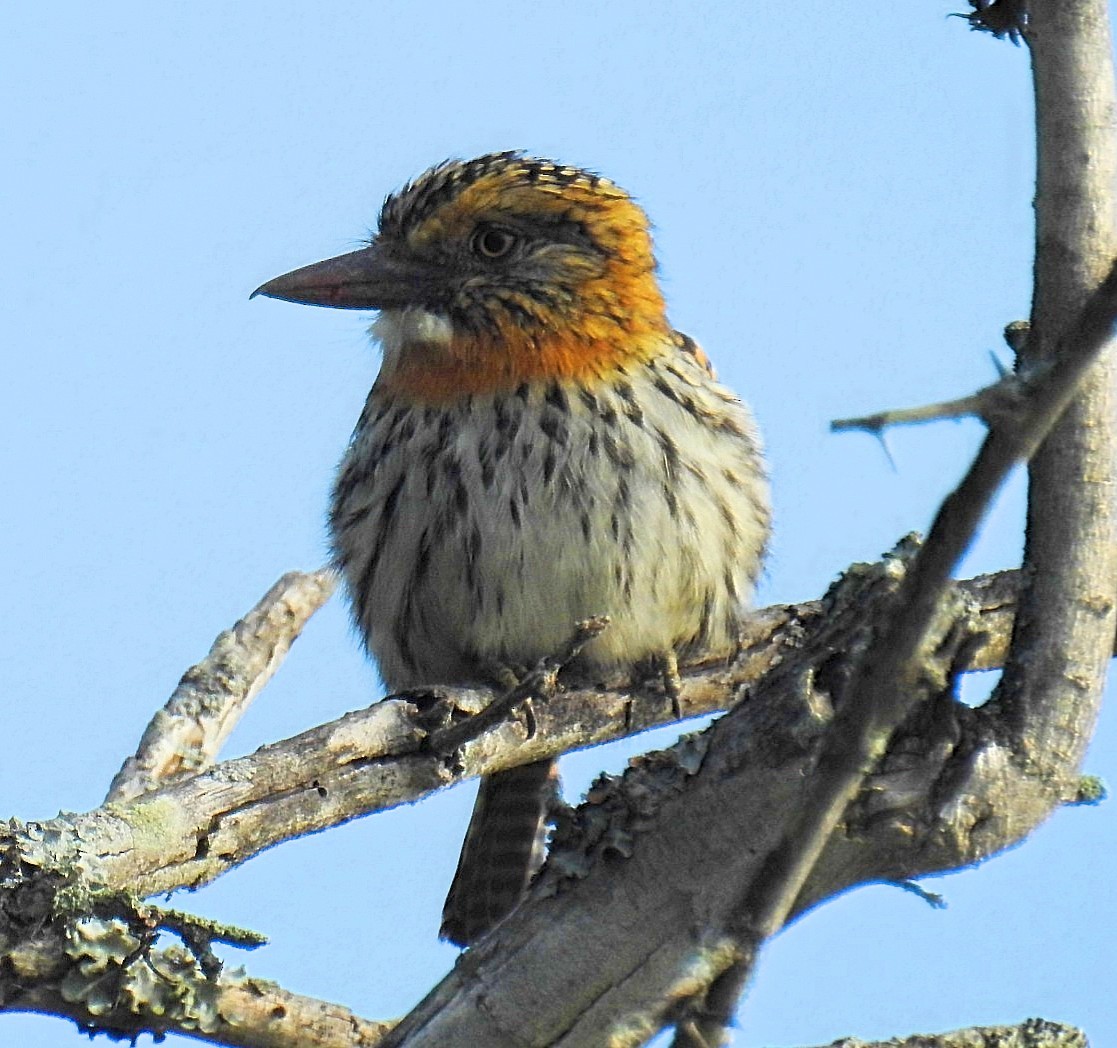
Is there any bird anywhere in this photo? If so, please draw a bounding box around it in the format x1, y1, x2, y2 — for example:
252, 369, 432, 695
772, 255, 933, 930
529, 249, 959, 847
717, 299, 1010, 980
253, 151, 770, 947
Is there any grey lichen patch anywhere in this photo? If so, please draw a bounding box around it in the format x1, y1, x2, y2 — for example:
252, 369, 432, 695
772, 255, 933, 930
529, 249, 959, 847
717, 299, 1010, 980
8, 818, 78, 874
61, 918, 224, 1034
544, 732, 713, 887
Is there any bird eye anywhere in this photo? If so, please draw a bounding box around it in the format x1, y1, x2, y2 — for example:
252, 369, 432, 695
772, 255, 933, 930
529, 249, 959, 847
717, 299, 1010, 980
472, 226, 517, 259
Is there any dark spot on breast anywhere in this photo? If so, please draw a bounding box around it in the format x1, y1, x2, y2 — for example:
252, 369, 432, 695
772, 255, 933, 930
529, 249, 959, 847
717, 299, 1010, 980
655, 426, 680, 473
545, 381, 570, 414
716, 496, 735, 529
380, 473, 406, 527
716, 414, 747, 438
654, 374, 681, 404
602, 430, 635, 469
540, 413, 569, 445
494, 398, 518, 436
335, 502, 373, 531
616, 475, 631, 510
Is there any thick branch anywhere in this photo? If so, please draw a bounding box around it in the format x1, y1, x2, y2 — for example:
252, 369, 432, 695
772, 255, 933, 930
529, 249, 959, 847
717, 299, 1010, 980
5, 922, 394, 1048
807, 1017, 1086, 1048
711, 3, 1117, 1035
0, 569, 1021, 911
373, 554, 1093, 1047
993, 0, 1117, 771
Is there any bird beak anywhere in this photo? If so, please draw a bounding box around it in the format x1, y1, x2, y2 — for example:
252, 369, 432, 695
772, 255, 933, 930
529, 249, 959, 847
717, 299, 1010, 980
251, 243, 438, 310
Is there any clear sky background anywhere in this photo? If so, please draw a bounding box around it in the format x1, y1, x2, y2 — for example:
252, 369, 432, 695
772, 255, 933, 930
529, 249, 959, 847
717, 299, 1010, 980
3, 4, 1114, 1046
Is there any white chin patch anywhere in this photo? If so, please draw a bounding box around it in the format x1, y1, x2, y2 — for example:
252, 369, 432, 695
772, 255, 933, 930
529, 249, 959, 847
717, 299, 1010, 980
371, 308, 453, 369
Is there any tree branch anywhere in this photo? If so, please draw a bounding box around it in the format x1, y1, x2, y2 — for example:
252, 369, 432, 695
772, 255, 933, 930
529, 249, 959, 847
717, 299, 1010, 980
0, 565, 1027, 908
993, 0, 1117, 772
107, 569, 337, 803
5, 922, 394, 1048
806, 1017, 1086, 1048
0, 560, 1069, 1046
370, 552, 1099, 1047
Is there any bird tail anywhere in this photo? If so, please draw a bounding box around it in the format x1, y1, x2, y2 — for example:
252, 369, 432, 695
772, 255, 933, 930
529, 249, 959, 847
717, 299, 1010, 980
440, 758, 558, 947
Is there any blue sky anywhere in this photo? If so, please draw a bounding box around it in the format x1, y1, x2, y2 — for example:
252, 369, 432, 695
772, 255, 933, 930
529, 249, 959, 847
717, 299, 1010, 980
3, 4, 1114, 1045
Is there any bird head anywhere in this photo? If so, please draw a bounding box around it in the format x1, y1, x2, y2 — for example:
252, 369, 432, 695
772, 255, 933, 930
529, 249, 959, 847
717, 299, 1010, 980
254, 152, 670, 401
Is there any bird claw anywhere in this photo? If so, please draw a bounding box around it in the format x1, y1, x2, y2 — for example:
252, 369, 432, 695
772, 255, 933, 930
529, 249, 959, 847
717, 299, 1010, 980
657, 650, 684, 719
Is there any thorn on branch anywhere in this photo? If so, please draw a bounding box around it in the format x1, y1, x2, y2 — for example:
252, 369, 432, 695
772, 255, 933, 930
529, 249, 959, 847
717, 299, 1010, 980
892, 879, 947, 909
830, 372, 1031, 439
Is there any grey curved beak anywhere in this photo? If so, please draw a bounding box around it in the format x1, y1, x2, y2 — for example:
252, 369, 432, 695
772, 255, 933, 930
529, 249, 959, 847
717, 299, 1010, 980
252, 243, 439, 309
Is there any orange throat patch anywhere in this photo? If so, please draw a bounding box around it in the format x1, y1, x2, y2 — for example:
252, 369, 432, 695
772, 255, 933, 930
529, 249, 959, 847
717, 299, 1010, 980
374, 299, 670, 404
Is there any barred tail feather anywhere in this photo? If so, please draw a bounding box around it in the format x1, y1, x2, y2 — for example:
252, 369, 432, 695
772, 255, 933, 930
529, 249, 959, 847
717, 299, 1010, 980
440, 759, 558, 947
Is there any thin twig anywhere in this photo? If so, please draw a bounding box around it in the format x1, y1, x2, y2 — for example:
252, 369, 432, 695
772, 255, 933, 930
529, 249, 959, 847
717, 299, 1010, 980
427, 615, 610, 757
831, 391, 988, 433
831, 372, 1030, 435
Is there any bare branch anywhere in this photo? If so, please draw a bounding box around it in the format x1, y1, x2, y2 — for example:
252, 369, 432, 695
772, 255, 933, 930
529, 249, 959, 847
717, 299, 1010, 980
993, 0, 1117, 773
805, 1017, 1085, 1048
370, 553, 1092, 1047
831, 389, 989, 434
0, 566, 1028, 910
6, 923, 394, 1048
725, 258, 1117, 959
107, 569, 337, 803
831, 322, 1031, 437
830, 372, 1029, 436
0, 561, 1016, 1046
